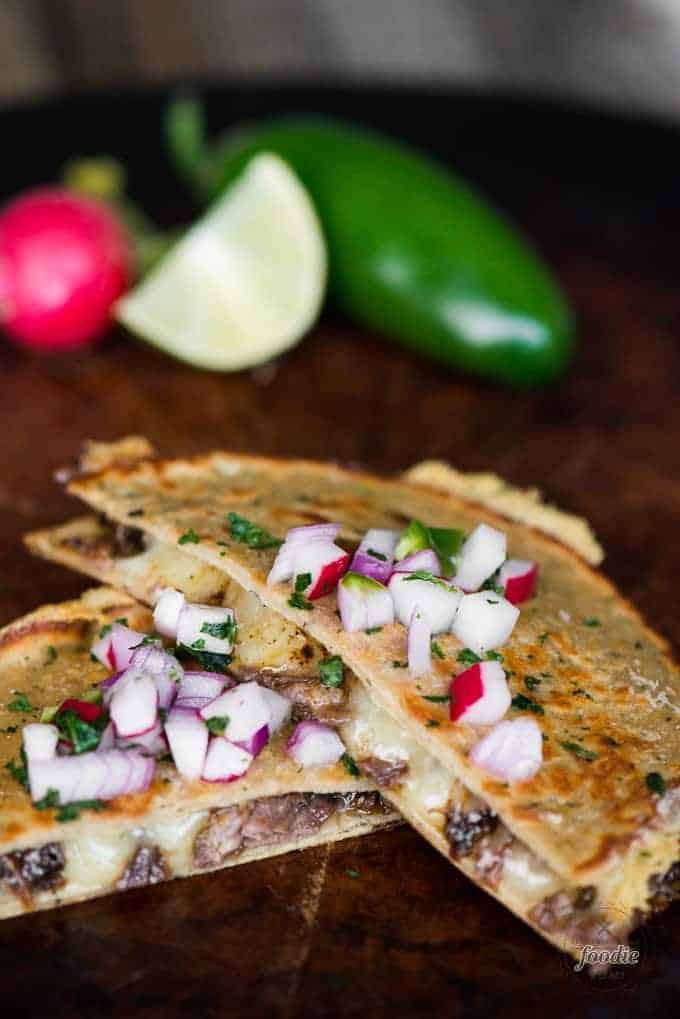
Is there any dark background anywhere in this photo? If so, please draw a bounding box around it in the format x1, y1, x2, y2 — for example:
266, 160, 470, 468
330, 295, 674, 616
0, 82, 679, 1016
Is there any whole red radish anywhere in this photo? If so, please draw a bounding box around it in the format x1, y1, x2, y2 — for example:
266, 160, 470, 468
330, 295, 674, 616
0, 188, 133, 351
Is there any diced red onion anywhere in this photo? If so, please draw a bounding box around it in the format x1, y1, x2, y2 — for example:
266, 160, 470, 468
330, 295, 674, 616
152, 587, 185, 638
117, 719, 168, 756
98, 668, 126, 698
233, 724, 269, 757
408, 606, 431, 676
130, 644, 183, 711
286, 523, 340, 544
176, 604, 236, 655
392, 548, 440, 576
200, 681, 270, 742
499, 559, 538, 605
108, 623, 148, 671
449, 661, 511, 725
337, 572, 395, 632
201, 737, 253, 782
97, 722, 116, 753
470, 716, 543, 782
175, 695, 214, 711
388, 573, 462, 634
454, 524, 507, 592
178, 671, 228, 702
350, 528, 399, 584
165, 707, 209, 780
109, 670, 159, 739
260, 687, 292, 734
452, 592, 519, 655
286, 721, 345, 767
90, 632, 115, 669
266, 541, 297, 585
29, 749, 153, 805
23, 723, 58, 762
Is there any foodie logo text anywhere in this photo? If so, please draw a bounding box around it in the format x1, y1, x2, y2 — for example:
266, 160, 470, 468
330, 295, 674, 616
573, 943, 640, 973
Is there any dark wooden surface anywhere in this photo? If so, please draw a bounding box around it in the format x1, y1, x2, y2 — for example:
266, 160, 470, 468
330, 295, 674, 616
0, 85, 679, 1017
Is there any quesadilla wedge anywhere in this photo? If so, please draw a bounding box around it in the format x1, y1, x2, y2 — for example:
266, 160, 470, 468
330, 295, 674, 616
26, 442, 680, 957
0, 587, 398, 920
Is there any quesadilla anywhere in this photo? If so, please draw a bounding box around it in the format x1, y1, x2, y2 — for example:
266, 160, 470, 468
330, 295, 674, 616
26, 441, 680, 957
0, 587, 397, 919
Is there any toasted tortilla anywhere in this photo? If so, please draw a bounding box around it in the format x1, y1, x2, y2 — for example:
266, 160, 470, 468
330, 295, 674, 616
0, 588, 398, 919
27, 507, 677, 956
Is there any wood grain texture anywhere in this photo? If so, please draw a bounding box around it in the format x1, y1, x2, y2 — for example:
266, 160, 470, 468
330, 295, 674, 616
0, 86, 678, 1016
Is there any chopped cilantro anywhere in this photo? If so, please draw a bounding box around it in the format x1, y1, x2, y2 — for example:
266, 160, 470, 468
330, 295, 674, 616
56, 800, 105, 823
524, 676, 541, 691
426, 719, 440, 728
206, 716, 229, 736
319, 656, 344, 688
178, 528, 200, 545
34, 788, 60, 810
345, 868, 360, 879
431, 641, 445, 660
511, 694, 544, 716
392, 660, 408, 669
159, 708, 168, 724
295, 572, 312, 593
634, 640, 643, 650
341, 752, 360, 777
481, 576, 505, 596
366, 548, 387, 561
7, 692, 33, 713
99, 617, 128, 639
201, 617, 237, 643
538, 632, 549, 645
131, 635, 161, 649
560, 741, 598, 762
485, 650, 503, 662
46, 645, 57, 664
457, 648, 481, 667
583, 617, 601, 627
365, 626, 382, 635
422, 694, 451, 704
646, 772, 666, 795
227, 512, 281, 550
176, 645, 232, 674
56, 708, 109, 755
191, 638, 206, 650
5, 750, 28, 789
288, 591, 313, 610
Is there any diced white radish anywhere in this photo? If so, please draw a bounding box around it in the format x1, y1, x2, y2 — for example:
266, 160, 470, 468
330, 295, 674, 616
470, 716, 543, 782
454, 524, 507, 592
290, 541, 350, 599
389, 573, 462, 634
392, 548, 440, 576
498, 559, 538, 605
286, 721, 345, 767
22, 723, 58, 762
350, 528, 399, 584
177, 604, 236, 655
153, 587, 185, 638
408, 606, 431, 676
266, 541, 297, 585
165, 707, 209, 780
110, 670, 159, 738
338, 572, 395, 632
202, 738, 253, 782
200, 681, 270, 743
267, 525, 340, 586
452, 592, 519, 654
449, 660, 511, 725
108, 624, 148, 671
260, 687, 292, 734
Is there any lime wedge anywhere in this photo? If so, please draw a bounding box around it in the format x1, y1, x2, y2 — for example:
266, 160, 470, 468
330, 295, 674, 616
116, 153, 326, 370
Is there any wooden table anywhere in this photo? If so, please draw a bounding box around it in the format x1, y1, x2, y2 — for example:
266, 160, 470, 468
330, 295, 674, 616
0, 85, 678, 1017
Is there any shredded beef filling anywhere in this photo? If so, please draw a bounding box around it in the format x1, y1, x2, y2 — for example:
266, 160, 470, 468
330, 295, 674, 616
193, 790, 388, 870
445, 800, 499, 858
528, 887, 616, 947
0, 843, 65, 902
647, 860, 680, 911
357, 756, 409, 789
117, 845, 168, 890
